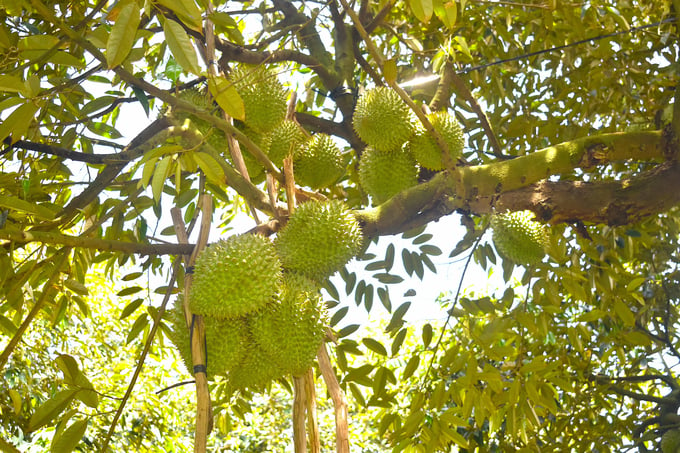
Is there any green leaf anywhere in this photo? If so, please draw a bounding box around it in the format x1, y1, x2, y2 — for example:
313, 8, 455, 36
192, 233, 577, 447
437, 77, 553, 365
120, 298, 144, 320
422, 323, 433, 348
126, 313, 149, 344
106, 1, 141, 68
362, 337, 388, 356
151, 155, 172, 202
386, 302, 411, 332
193, 152, 225, 185
0, 75, 26, 93
613, 299, 635, 326
27, 389, 79, 432
419, 244, 442, 256
402, 354, 420, 379
64, 279, 88, 296
391, 328, 407, 356
50, 418, 88, 453
157, 0, 203, 31
0, 195, 56, 220
330, 306, 349, 327
373, 273, 404, 284
409, 0, 433, 23
434, 0, 457, 29
132, 86, 150, 116
162, 17, 201, 75
117, 286, 143, 297
0, 101, 40, 144
383, 58, 397, 84
208, 75, 245, 121
384, 243, 395, 272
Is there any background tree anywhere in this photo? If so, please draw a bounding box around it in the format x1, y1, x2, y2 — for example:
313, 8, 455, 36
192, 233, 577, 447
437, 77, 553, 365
1, 0, 680, 452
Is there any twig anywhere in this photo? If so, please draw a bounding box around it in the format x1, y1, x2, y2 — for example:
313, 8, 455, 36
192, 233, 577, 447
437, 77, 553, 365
292, 375, 307, 453
317, 343, 349, 453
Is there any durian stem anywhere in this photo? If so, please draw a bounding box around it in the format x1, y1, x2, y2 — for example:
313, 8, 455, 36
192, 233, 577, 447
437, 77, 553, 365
172, 195, 213, 453
318, 344, 350, 453
292, 375, 307, 453
305, 368, 321, 453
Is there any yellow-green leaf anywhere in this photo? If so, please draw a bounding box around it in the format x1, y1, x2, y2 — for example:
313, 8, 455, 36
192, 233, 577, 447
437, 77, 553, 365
194, 152, 226, 185
0, 75, 26, 93
50, 419, 88, 453
0, 101, 39, 144
613, 299, 635, 326
27, 389, 79, 432
434, 0, 457, 29
9, 389, 21, 415
151, 155, 172, 202
106, 2, 141, 68
0, 195, 56, 220
157, 0, 203, 31
162, 17, 201, 74
409, 0, 433, 23
383, 58, 397, 84
208, 75, 245, 121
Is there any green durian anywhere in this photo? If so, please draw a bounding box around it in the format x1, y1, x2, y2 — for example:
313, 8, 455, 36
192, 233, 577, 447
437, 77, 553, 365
408, 111, 464, 170
230, 65, 287, 133
226, 341, 284, 392
491, 210, 548, 265
275, 200, 363, 280
166, 299, 249, 378
358, 146, 418, 205
189, 234, 282, 318
262, 119, 307, 167
352, 86, 417, 151
172, 87, 227, 150
250, 273, 327, 376
294, 133, 345, 189
662, 429, 680, 453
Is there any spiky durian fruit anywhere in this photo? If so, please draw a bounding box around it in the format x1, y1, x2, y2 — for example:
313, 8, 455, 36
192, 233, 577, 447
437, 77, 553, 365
662, 429, 680, 453
275, 200, 363, 280
250, 273, 327, 376
358, 146, 418, 205
262, 120, 307, 168
166, 300, 248, 378
408, 111, 465, 170
294, 133, 345, 189
226, 342, 284, 392
230, 65, 287, 133
172, 87, 227, 150
491, 210, 548, 265
189, 234, 282, 318
352, 86, 417, 151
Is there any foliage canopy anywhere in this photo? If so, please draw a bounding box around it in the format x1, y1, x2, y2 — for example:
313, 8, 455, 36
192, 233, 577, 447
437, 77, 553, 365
1, 0, 680, 452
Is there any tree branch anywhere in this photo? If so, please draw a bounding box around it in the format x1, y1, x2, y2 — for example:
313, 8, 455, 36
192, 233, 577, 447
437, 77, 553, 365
0, 229, 194, 255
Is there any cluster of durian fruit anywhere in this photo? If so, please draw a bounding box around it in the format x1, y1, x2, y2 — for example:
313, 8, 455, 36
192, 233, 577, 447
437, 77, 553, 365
168, 200, 363, 391
172, 65, 346, 189
353, 86, 466, 204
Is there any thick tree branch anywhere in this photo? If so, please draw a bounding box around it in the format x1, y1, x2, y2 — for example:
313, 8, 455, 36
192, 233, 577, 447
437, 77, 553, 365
357, 131, 669, 237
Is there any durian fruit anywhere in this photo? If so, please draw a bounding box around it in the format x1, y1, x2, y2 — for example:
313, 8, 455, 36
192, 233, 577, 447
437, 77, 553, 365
262, 119, 307, 168
189, 234, 282, 318
293, 133, 345, 189
166, 300, 249, 378
662, 429, 680, 453
275, 200, 363, 280
358, 146, 418, 205
491, 210, 548, 265
230, 65, 287, 133
172, 87, 227, 151
226, 341, 284, 392
352, 86, 417, 151
249, 273, 327, 376
408, 111, 465, 170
